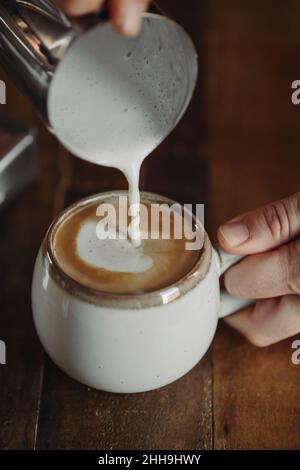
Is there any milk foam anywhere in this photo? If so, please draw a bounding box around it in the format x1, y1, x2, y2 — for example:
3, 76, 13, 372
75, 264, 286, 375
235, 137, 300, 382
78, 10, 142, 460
48, 20, 196, 248
77, 219, 153, 273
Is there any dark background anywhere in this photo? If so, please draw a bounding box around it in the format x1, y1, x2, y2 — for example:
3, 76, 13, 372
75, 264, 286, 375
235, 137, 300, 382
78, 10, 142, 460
0, 0, 300, 449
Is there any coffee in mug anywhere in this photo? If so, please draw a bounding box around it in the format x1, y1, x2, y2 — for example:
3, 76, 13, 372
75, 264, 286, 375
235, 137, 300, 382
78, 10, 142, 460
52, 194, 200, 294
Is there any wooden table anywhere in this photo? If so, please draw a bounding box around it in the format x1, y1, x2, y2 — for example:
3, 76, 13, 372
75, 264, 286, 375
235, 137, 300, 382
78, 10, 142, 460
1, 0, 300, 450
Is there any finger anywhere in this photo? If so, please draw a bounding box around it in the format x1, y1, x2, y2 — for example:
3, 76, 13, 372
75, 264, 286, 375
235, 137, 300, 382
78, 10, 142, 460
224, 295, 300, 347
224, 237, 300, 299
55, 0, 104, 16
217, 192, 300, 255
110, 0, 150, 37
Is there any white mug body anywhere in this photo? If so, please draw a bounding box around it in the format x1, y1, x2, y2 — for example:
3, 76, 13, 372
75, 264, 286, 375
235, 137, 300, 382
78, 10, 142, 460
32, 192, 221, 393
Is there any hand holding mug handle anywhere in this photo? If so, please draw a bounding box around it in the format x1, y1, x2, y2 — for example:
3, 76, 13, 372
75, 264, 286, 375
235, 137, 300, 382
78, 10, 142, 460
213, 192, 300, 347
213, 247, 253, 319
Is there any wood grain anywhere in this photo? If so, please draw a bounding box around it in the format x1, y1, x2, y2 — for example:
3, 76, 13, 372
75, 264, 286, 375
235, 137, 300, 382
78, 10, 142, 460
1, 0, 300, 451
207, 0, 300, 449
37, 352, 212, 450
0, 72, 59, 449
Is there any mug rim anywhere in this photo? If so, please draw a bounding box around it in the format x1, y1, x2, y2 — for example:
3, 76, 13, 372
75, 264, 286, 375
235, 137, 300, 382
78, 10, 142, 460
43, 191, 212, 309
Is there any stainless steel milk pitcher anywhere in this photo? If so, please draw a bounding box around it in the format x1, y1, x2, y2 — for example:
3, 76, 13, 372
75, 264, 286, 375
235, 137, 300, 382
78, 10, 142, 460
0, 0, 198, 136
0, 0, 74, 118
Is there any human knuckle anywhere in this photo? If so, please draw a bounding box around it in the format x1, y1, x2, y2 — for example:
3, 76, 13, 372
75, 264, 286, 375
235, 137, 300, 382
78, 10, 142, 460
61, 0, 98, 15
234, 308, 270, 347
260, 201, 290, 242
286, 192, 300, 215
224, 273, 245, 299
284, 241, 300, 294
60, 0, 76, 13
287, 192, 300, 231
295, 192, 300, 219
244, 300, 282, 347
246, 330, 271, 348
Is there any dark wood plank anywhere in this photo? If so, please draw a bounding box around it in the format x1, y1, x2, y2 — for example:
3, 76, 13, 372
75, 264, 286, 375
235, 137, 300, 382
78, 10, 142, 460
207, 0, 300, 449
0, 71, 59, 449
36, 0, 213, 450
213, 328, 300, 449
37, 352, 212, 450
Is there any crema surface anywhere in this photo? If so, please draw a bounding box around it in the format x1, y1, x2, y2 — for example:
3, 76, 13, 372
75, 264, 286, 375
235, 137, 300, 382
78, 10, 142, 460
53, 198, 201, 294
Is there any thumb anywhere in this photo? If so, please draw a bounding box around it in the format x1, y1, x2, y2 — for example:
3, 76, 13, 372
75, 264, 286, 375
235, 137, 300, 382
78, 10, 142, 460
55, 0, 104, 16
217, 192, 300, 254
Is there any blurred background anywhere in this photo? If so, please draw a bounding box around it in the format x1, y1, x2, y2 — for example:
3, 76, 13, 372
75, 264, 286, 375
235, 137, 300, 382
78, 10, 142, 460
0, 0, 300, 450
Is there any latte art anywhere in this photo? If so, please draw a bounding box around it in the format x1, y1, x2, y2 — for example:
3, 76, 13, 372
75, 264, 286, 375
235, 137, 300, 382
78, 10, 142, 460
52, 197, 201, 294
76, 219, 153, 273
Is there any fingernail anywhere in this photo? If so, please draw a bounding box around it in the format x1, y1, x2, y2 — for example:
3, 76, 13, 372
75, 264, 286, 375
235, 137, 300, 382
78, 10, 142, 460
219, 221, 249, 247
116, 2, 144, 37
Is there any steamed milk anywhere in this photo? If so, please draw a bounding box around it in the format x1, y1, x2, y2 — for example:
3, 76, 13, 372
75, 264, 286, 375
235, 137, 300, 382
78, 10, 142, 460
48, 23, 197, 285
48, 23, 191, 248
53, 197, 200, 293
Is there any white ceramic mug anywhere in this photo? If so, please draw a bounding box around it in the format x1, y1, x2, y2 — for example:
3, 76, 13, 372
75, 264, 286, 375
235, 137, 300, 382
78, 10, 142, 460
32, 192, 250, 393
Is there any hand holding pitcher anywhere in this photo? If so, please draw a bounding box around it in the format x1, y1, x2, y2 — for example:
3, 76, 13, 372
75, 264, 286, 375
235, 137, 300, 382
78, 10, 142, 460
55, 0, 151, 36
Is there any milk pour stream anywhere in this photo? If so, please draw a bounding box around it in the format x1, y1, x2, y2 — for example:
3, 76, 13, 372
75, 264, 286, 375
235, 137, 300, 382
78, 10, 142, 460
48, 21, 198, 264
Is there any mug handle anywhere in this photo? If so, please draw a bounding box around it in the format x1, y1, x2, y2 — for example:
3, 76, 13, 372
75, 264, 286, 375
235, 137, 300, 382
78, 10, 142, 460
213, 247, 253, 319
